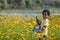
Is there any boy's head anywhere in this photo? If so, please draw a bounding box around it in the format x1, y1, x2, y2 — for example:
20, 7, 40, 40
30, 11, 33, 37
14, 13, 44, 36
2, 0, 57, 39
42, 9, 50, 19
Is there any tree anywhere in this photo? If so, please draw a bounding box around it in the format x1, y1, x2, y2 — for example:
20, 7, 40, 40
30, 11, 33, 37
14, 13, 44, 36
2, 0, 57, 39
4, 0, 8, 9
20, 0, 25, 9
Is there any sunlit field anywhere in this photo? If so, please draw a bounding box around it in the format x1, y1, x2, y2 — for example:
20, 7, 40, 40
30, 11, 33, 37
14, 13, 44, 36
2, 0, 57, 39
0, 15, 60, 40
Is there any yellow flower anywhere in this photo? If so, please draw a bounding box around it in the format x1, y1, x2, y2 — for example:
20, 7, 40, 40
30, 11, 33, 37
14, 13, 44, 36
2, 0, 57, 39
26, 29, 30, 33
21, 34, 25, 37
28, 23, 32, 26
18, 39, 21, 40
6, 35, 10, 38
10, 25, 15, 28
0, 28, 2, 31
32, 20, 36, 24
21, 37, 26, 40
12, 31, 17, 35
1, 36, 4, 38
0, 31, 1, 34
2, 33, 5, 35
6, 28, 12, 33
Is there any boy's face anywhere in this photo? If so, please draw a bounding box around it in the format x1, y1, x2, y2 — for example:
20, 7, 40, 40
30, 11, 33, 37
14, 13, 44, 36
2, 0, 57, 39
42, 12, 49, 19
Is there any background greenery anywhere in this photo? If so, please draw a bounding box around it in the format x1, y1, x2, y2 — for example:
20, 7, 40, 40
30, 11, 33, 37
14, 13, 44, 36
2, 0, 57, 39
0, 0, 60, 10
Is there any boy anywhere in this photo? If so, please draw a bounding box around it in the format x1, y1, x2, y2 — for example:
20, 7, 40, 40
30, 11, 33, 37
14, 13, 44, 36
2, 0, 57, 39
33, 9, 50, 40
39, 9, 50, 40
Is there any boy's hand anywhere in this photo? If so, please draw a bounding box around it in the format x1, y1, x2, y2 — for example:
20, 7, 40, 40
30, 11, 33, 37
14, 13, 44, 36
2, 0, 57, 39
43, 26, 46, 28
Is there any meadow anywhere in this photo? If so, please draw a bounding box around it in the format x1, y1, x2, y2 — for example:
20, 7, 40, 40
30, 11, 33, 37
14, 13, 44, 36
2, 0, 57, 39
0, 15, 60, 40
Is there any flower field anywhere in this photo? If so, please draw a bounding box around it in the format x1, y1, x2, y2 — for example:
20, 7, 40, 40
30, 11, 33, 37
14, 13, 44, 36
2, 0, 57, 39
0, 15, 60, 40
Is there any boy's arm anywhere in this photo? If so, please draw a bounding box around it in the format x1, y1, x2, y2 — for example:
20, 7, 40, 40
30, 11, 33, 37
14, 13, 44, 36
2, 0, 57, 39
36, 16, 39, 23
43, 19, 49, 35
36, 16, 41, 25
41, 19, 48, 31
43, 19, 48, 28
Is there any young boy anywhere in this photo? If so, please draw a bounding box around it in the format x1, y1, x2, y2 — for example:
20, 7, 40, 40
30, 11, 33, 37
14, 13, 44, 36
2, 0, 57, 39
39, 9, 50, 40
33, 9, 50, 40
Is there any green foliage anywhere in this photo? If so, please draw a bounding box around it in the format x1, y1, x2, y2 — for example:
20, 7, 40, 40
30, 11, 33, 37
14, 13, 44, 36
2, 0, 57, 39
0, 0, 60, 9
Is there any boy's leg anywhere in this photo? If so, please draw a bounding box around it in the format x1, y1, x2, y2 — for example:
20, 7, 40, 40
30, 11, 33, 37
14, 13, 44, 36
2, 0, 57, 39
43, 28, 48, 40
39, 35, 47, 40
39, 38, 42, 40
43, 35, 47, 40
39, 34, 42, 40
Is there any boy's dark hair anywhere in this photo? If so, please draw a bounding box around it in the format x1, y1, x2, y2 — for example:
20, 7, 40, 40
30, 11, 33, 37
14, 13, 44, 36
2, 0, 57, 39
42, 9, 50, 16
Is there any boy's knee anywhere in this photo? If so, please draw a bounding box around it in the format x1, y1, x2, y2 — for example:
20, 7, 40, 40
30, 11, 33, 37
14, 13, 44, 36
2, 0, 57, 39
43, 35, 47, 38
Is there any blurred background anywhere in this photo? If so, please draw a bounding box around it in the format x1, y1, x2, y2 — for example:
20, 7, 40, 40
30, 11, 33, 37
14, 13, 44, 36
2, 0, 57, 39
0, 0, 60, 13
